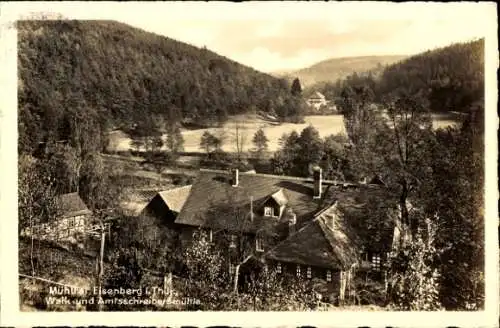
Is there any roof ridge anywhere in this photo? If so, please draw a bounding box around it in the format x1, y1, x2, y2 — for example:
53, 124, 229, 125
317, 208, 361, 268
315, 207, 348, 267
264, 213, 324, 257
199, 168, 358, 186
314, 217, 342, 263
313, 201, 337, 219
175, 174, 205, 220
59, 192, 79, 197
159, 184, 192, 194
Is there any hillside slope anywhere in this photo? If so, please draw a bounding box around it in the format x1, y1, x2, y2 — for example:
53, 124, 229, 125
313, 39, 484, 115
18, 20, 302, 154
377, 39, 484, 113
277, 55, 407, 87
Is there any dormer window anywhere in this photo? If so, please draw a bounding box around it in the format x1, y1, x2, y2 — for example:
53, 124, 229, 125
229, 235, 237, 248
255, 237, 264, 252
306, 266, 312, 279
264, 206, 274, 217
263, 189, 288, 219
296, 265, 301, 278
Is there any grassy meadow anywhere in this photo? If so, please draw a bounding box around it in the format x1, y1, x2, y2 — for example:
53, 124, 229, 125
107, 114, 459, 154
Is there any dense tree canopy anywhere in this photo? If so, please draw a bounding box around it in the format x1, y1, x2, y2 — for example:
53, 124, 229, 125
332, 39, 485, 310
311, 39, 483, 116
18, 20, 303, 154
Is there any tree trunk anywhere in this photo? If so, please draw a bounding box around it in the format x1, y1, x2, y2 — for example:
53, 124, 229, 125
233, 264, 240, 294
399, 181, 412, 246
400, 182, 409, 226
30, 218, 35, 276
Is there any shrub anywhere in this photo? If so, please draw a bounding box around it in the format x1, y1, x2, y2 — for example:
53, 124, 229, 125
387, 219, 442, 311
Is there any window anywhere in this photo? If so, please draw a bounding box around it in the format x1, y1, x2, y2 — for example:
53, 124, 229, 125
229, 263, 235, 276
371, 253, 381, 271
208, 229, 213, 243
326, 270, 332, 282
229, 235, 237, 248
255, 237, 264, 252
264, 206, 274, 217
296, 265, 301, 278
68, 217, 75, 228
276, 262, 282, 274
306, 266, 312, 279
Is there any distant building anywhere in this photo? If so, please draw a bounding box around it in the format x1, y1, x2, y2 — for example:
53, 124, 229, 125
306, 91, 328, 111
21, 192, 92, 242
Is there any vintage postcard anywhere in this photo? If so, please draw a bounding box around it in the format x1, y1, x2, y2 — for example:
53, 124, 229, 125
0, 1, 498, 327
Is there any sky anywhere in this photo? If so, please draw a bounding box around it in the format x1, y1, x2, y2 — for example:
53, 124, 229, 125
3, 2, 496, 72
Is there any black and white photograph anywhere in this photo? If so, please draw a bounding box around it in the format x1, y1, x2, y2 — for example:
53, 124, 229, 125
0, 1, 498, 326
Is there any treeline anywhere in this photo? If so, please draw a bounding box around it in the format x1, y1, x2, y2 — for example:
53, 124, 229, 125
309, 39, 484, 114
18, 20, 305, 155
267, 38, 485, 311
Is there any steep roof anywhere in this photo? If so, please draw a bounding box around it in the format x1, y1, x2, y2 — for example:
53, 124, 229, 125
157, 185, 192, 213
269, 188, 288, 206
55, 192, 92, 218
309, 91, 326, 100
175, 169, 395, 262
265, 203, 362, 270
175, 169, 339, 232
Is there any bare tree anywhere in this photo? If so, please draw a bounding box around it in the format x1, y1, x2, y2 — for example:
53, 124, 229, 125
202, 189, 278, 295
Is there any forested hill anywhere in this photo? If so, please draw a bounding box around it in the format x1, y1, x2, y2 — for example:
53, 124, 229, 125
317, 39, 484, 114
277, 55, 407, 87
18, 20, 303, 154
377, 39, 484, 113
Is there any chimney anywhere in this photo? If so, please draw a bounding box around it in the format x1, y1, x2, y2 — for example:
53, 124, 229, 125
231, 168, 239, 187
313, 166, 322, 199
288, 213, 297, 235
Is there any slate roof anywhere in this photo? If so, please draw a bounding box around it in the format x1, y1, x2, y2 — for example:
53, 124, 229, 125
265, 203, 362, 270
55, 192, 92, 218
175, 169, 340, 232
175, 169, 396, 268
136, 189, 163, 201
158, 185, 192, 213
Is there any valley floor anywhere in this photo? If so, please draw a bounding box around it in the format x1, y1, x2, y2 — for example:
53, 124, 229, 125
107, 114, 459, 154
